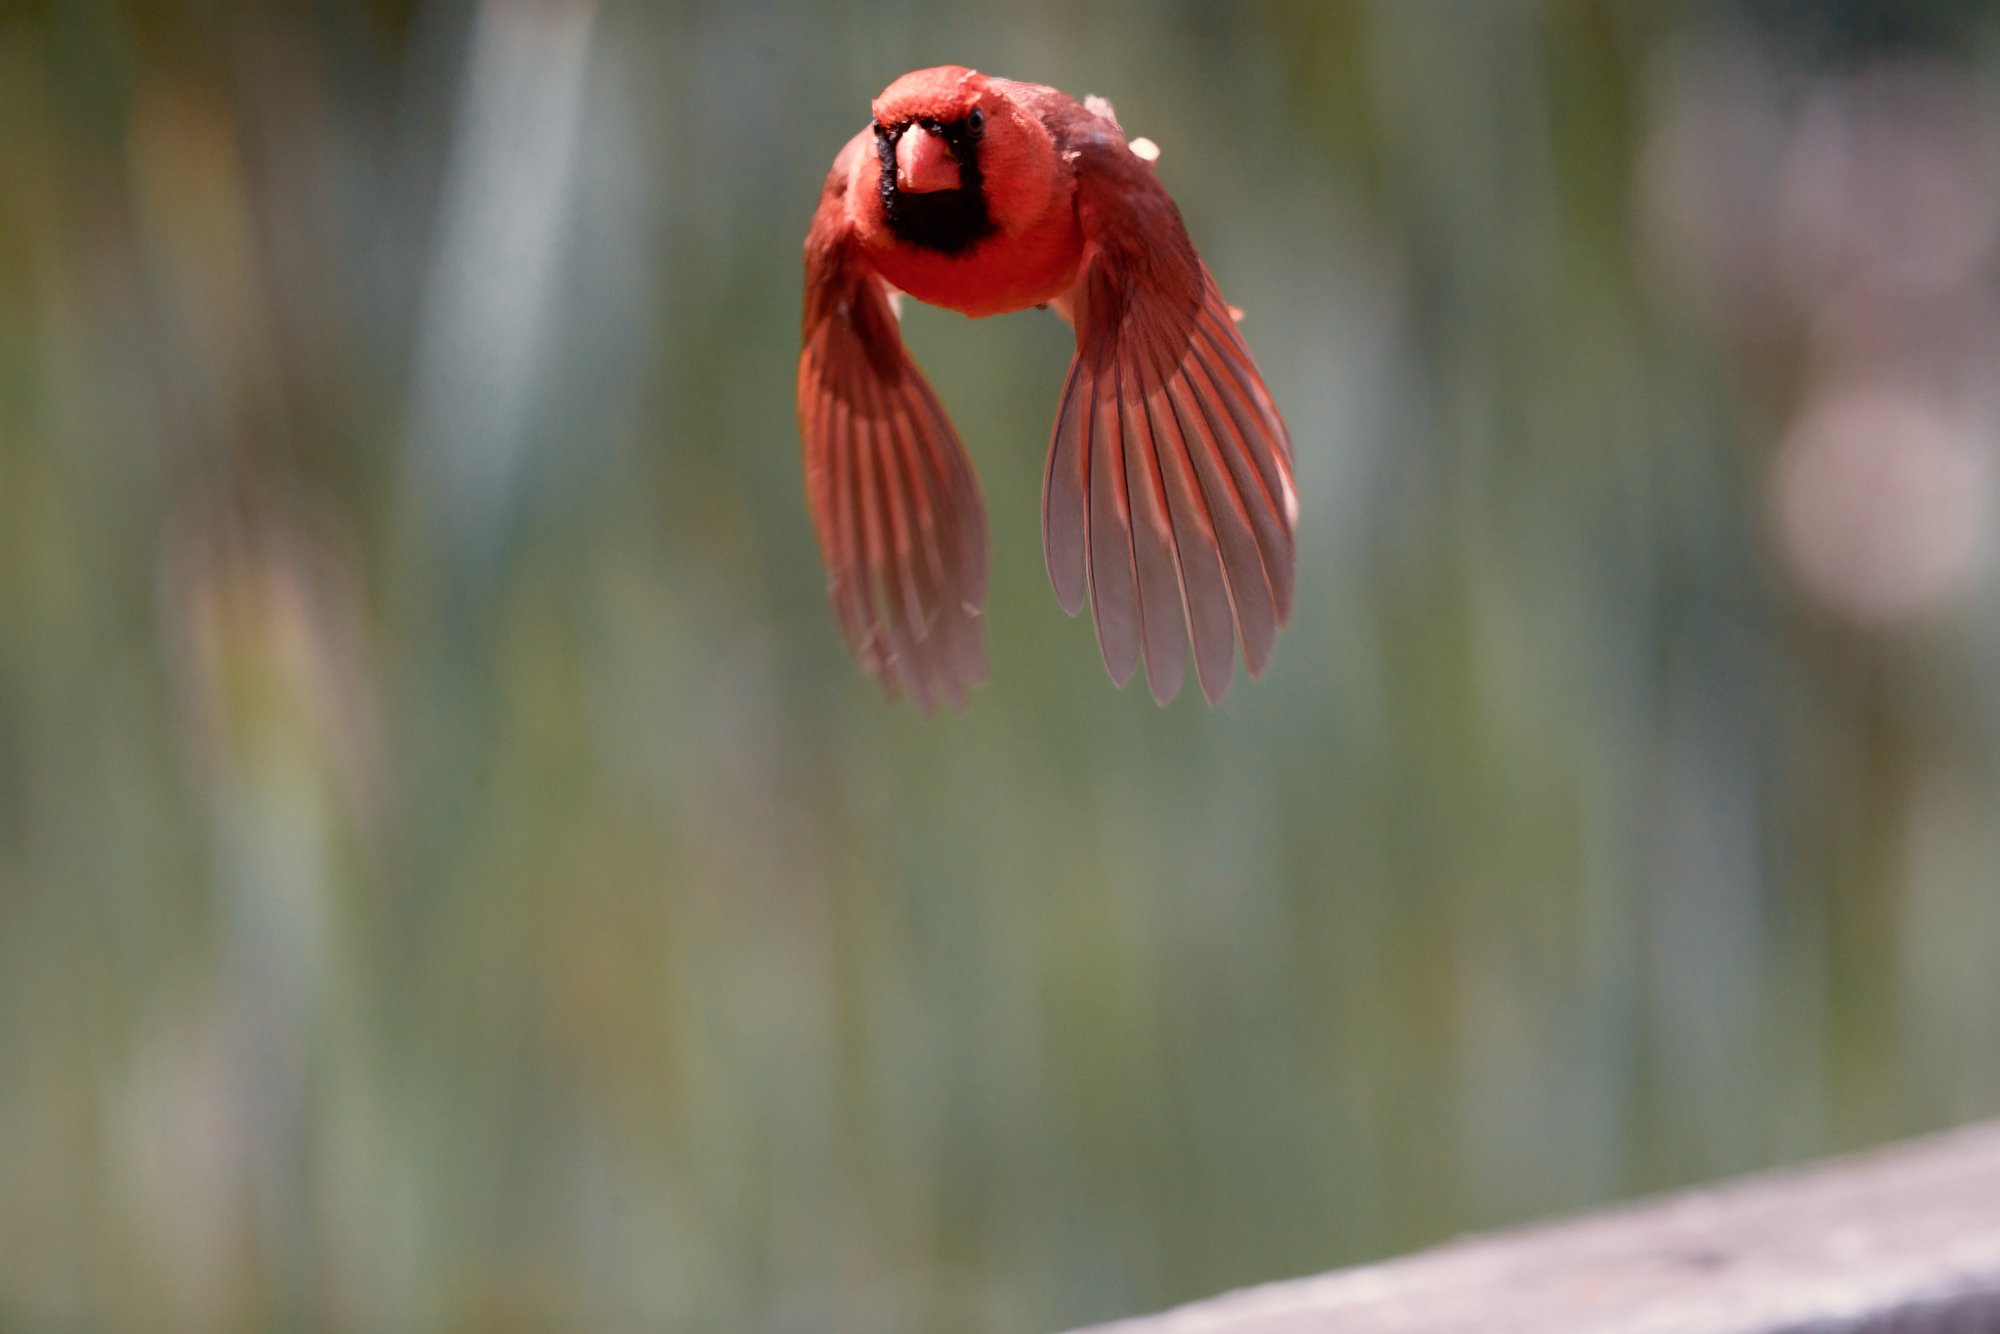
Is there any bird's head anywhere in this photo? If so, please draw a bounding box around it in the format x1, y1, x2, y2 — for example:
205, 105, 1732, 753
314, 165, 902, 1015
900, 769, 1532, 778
872, 66, 988, 197
868, 67, 1058, 256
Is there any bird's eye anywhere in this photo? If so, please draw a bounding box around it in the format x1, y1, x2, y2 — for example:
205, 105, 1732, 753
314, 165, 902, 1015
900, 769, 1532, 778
965, 107, 985, 137
872, 120, 891, 139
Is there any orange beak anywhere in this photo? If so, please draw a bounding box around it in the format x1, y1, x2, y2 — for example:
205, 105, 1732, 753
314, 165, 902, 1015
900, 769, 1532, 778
895, 125, 960, 194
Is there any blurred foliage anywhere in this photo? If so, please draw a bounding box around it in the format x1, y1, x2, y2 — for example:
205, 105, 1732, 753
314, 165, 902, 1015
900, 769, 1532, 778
3, 1, 2000, 1331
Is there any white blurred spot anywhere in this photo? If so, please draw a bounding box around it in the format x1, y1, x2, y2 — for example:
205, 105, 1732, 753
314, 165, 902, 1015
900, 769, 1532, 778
1771, 382, 1989, 625
1128, 136, 1160, 162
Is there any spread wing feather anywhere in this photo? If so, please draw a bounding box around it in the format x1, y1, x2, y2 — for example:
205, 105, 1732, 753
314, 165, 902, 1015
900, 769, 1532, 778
800, 135, 988, 709
1042, 134, 1296, 704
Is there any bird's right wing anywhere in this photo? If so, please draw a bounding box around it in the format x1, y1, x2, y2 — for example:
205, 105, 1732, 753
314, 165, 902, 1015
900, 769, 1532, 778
799, 133, 990, 710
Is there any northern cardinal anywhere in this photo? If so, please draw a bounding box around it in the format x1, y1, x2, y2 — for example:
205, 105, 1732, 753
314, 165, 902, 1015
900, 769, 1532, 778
798, 66, 1296, 709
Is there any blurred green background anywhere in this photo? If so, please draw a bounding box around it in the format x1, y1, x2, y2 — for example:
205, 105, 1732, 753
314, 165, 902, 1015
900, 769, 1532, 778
5, 1, 2000, 1330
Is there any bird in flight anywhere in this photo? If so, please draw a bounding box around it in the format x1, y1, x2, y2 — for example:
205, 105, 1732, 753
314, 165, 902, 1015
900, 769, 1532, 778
798, 66, 1297, 709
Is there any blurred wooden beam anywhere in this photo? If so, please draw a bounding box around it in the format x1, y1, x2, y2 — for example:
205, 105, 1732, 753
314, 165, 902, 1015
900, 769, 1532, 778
1065, 1121, 2000, 1334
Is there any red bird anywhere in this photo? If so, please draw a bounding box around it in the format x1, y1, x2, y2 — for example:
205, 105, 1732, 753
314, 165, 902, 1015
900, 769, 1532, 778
798, 66, 1297, 709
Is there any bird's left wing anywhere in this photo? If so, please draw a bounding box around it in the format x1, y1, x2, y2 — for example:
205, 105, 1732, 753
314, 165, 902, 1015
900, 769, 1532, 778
1042, 126, 1297, 705
799, 133, 990, 710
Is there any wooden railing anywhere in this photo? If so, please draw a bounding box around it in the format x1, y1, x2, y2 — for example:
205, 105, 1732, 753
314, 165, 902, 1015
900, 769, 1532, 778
1065, 1121, 2000, 1333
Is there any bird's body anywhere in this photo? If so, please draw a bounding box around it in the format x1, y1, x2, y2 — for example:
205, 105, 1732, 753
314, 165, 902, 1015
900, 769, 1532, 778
798, 67, 1297, 709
